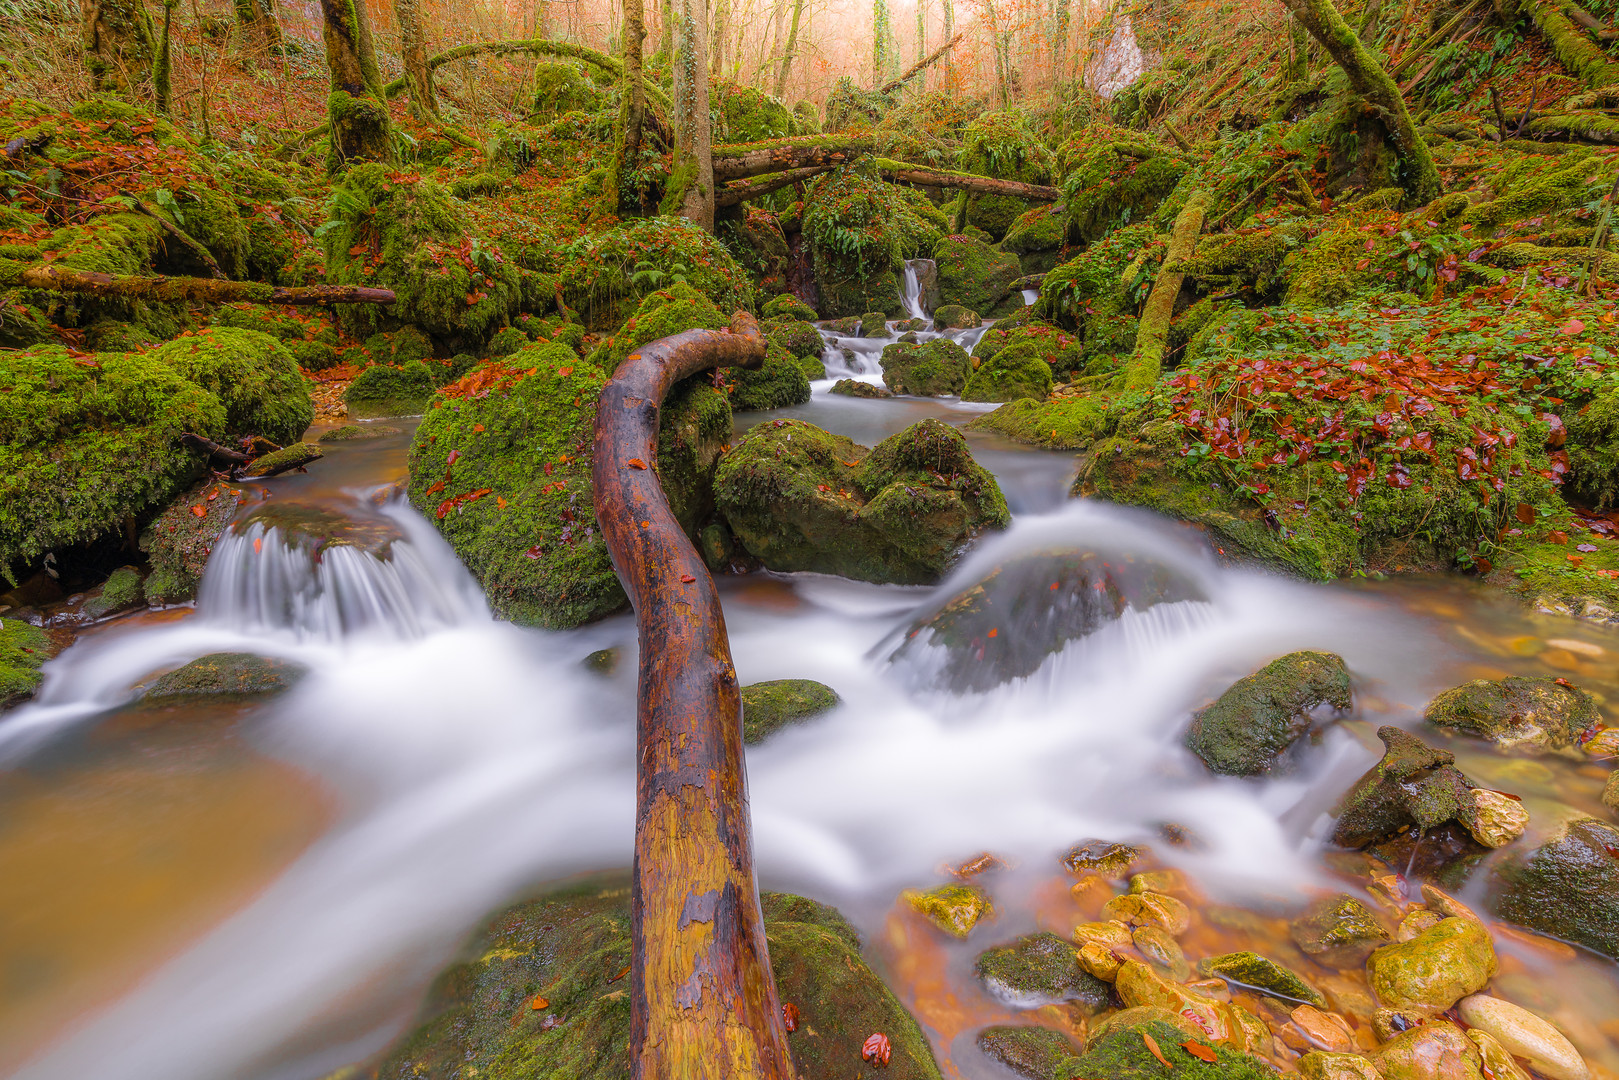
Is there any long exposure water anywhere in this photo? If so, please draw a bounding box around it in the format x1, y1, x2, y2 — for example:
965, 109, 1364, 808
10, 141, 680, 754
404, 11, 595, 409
5, 278, 1619, 1078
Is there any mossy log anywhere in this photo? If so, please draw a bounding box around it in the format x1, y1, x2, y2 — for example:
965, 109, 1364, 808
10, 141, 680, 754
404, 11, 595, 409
1496, 0, 1619, 87
1526, 111, 1619, 142
591, 312, 794, 1080
2, 264, 396, 305
716, 165, 836, 206
1126, 191, 1208, 391
873, 158, 1062, 200
710, 134, 874, 181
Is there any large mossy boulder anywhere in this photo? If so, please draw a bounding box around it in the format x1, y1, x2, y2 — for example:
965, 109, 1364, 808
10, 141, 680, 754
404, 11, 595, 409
1330, 727, 1479, 849
1001, 206, 1069, 275
1184, 652, 1353, 776
961, 339, 1054, 403
345, 360, 441, 419
729, 342, 814, 411
1, 617, 56, 709
887, 548, 1204, 693
0, 335, 307, 584
977, 1026, 1079, 1080
563, 217, 754, 331
762, 293, 818, 322
373, 882, 943, 1080
802, 170, 906, 318
741, 679, 841, 743
714, 418, 1009, 585
881, 338, 972, 396
1489, 814, 1619, 959
956, 112, 1054, 242
932, 235, 1023, 318
408, 307, 731, 628
968, 397, 1112, 451
1424, 676, 1598, 754
1059, 129, 1189, 244
1365, 917, 1497, 1013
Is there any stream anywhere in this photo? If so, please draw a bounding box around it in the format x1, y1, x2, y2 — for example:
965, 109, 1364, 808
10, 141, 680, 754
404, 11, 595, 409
4, 279, 1619, 1079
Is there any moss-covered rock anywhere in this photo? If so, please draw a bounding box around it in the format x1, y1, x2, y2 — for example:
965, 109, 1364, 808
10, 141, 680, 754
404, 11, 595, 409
1368, 1021, 1483, 1080
1059, 1018, 1276, 1080
1289, 895, 1391, 968
961, 338, 1054, 403
529, 61, 603, 119
140, 479, 245, 604
319, 423, 401, 441
714, 418, 1009, 585
956, 113, 1054, 242
967, 397, 1111, 450
0, 617, 55, 709
880, 338, 971, 396
240, 441, 322, 478
803, 169, 908, 317
345, 360, 441, 418
1424, 676, 1598, 754
1489, 814, 1619, 959
588, 282, 727, 374
1060, 132, 1189, 245
1331, 726, 1480, 849
741, 679, 841, 743
141, 652, 308, 701
82, 565, 144, 620
977, 1026, 1078, 1080
933, 235, 1023, 317
1366, 918, 1497, 1012
829, 379, 892, 398
933, 304, 980, 329
762, 292, 819, 321
904, 882, 993, 938
561, 217, 754, 332
766, 318, 825, 363
1296, 1052, 1383, 1080
147, 328, 312, 446
974, 932, 1111, 1011
1196, 952, 1324, 1007
1001, 206, 1069, 275
373, 881, 942, 1080
1184, 652, 1353, 776
728, 341, 813, 411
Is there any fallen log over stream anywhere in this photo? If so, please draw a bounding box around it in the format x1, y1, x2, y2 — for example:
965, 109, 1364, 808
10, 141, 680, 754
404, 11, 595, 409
1, 265, 397, 306
591, 312, 795, 1080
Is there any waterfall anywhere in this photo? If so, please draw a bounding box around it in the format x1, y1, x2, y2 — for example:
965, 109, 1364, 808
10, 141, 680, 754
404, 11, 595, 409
899, 259, 932, 323
1021, 288, 1039, 306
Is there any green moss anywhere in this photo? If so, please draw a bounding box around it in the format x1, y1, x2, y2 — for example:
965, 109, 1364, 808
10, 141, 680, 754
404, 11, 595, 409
880, 338, 972, 396
1490, 816, 1619, 959
956, 112, 1054, 242
487, 326, 528, 357
142, 652, 307, 700
968, 397, 1112, 450
974, 933, 1111, 1012
364, 326, 435, 365
1195, 952, 1324, 1006
802, 168, 907, 317
1059, 1019, 1275, 1080
766, 318, 824, 362
741, 679, 841, 743
720, 208, 791, 294
530, 62, 603, 120
1288, 895, 1391, 968
0, 618, 54, 707
240, 441, 321, 477
1567, 386, 1619, 508
905, 883, 993, 938
140, 479, 243, 604
762, 293, 818, 321
713, 79, 800, 141
729, 341, 813, 411
962, 339, 1055, 403
150, 328, 312, 445
345, 361, 440, 418
320, 424, 400, 441
560, 217, 753, 331
1424, 675, 1598, 752
1184, 651, 1352, 776
934, 304, 981, 329
586, 282, 726, 374
1060, 133, 1188, 245
83, 565, 144, 620
1331, 726, 1478, 848
977, 1026, 1079, 1080
932, 235, 1023, 317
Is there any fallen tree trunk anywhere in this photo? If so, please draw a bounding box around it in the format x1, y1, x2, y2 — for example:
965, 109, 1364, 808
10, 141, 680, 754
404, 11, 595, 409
591, 312, 795, 1080
1126, 191, 1209, 391
716, 165, 835, 206
873, 158, 1061, 200
879, 30, 963, 93
711, 134, 873, 181
3, 265, 396, 305
1495, 0, 1619, 87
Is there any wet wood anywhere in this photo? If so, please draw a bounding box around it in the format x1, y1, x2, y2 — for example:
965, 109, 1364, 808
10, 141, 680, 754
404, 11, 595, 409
715, 165, 835, 206
874, 159, 1062, 200
711, 134, 873, 181
591, 312, 794, 1080
6, 265, 396, 306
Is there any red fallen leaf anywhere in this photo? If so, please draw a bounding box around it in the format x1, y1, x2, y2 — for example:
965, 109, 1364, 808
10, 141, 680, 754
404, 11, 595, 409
1516, 503, 1536, 525
626, 458, 648, 469
782, 1003, 800, 1032
1560, 318, 1586, 335
609, 965, 630, 982
1548, 530, 1570, 544
497, 496, 507, 509
818, 484, 831, 492
473, 424, 485, 432
680, 573, 696, 583
190, 505, 207, 518
1141, 1032, 1173, 1068
1474, 555, 1494, 573
447, 449, 460, 466
862, 1032, 892, 1067
1579, 543, 1598, 552
1569, 555, 1585, 566
987, 628, 999, 638
524, 545, 543, 558
206, 488, 220, 501
842, 459, 861, 467
1181, 1041, 1218, 1063
558, 366, 574, 377
530, 994, 549, 1010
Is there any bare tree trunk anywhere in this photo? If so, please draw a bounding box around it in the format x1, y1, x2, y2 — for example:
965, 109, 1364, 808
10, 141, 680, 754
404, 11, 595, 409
396, 0, 436, 117
320, 0, 392, 166
1279, 0, 1441, 203
592, 314, 796, 1080
673, 0, 716, 229
773, 0, 804, 97
711, 0, 728, 77
80, 0, 155, 98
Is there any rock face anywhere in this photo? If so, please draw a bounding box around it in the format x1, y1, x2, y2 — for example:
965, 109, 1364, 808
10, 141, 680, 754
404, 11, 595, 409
1365, 917, 1497, 1013
740, 679, 840, 743
141, 652, 307, 700
973, 932, 1111, 1011
1489, 814, 1619, 959
714, 419, 1009, 586
1185, 652, 1353, 776
1331, 727, 1478, 849
933, 235, 1023, 318
888, 548, 1204, 694
374, 883, 943, 1080
1424, 676, 1598, 753
880, 339, 972, 396
976, 1026, 1078, 1080
1289, 895, 1391, 968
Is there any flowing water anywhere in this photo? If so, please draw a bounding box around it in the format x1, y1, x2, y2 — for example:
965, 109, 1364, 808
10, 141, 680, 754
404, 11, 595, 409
7, 286, 1619, 1078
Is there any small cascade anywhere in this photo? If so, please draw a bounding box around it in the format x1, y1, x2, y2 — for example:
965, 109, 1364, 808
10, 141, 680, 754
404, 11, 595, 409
899, 259, 933, 323
1021, 288, 1039, 306
198, 502, 488, 642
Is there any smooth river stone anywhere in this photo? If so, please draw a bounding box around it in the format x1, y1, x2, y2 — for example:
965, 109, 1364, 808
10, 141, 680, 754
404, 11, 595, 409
1457, 994, 1590, 1080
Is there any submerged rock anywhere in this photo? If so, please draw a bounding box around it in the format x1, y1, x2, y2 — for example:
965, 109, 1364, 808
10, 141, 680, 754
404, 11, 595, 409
973, 931, 1111, 1012
1369, 1021, 1483, 1080
828, 379, 893, 398
1489, 814, 1619, 959
740, 679, 840, 743
1063, 839, 1142, 878
880, 338, 972, 396
374, 883, 943, 1080
975, 1025, 1078, 1080
1424, 676, 1598, 754
714, 418, 1009, 586
1197, 951, 1324, 1007
1331, 727, 1479, 849
1365, 917, 1497, 1013
235, 500, 404, 557
904, 883, 993, 938
1185, 651, 1352, 776
141, 652, 307, 701
1289, 895, 1391, 968
888, 548, 1203, 694
1103, 891, 1190, 935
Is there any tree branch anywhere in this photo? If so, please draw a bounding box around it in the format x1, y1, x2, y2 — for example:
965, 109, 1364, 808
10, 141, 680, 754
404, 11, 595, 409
879, 30, 964, 92
715, 165, 835, 206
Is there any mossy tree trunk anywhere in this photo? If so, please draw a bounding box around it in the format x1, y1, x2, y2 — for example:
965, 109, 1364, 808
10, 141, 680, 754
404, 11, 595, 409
1126, 191, 1208, 391
773, 0, 804, 97
80, 0, 156, 98
916, 0, 926, 67
396, 0, 437, 118
672, 0, 716, 230
615, 0, 652, 214
154, 0, 177, 113
320, 0, 393, 166
1051, 0, 1070, 85
1279, 0, 1442, 204
710, 0, 728, 76
591, 312, 796, 1080
941, 0, 953, 88
873, 0, 893, 86
1286, 13, 1308, 81
233, 0, 284, 57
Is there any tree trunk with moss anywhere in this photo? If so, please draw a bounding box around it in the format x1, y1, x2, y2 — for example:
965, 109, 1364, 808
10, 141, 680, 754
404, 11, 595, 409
154, 0, 176, 113
80, 0, 156, 98
1286, 13, 1308, 81
1278, 0, 1442, 204
1495, 0, 1619, 87
940, 0, 953, 87
873, 0, 892, 86
670, 0, 716, 229
1126, 191, 1208, 391
396, 0, 436, 117
233, 0, 283, 57
711, 0, 728, 77
320, 0, 392, 166
615, 0, 652, 214
1051, 0, 1069, 85
773, 0, 804, 97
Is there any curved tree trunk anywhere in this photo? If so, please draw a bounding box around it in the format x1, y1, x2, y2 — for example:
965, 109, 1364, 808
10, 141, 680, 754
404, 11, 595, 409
396, 0, 437, 117
320, 0, 393, 166
591, 312, 795, 1080
80, 0, 156, 98
672, 0, 716, 229
1279, 0, 1442, 203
